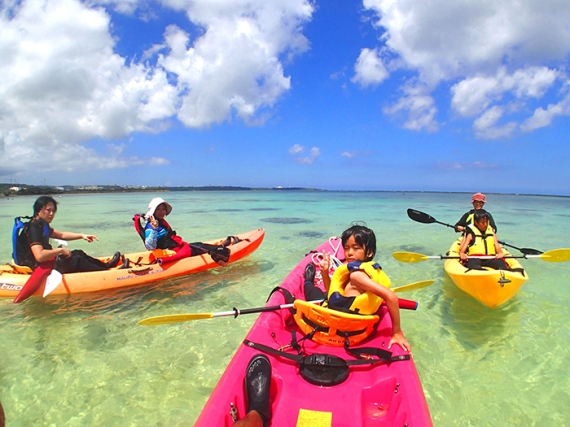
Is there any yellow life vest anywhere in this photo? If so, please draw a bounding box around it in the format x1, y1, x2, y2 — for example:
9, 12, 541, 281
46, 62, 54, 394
293, 300, 380, 346
327, 261, 391, 315
467, 224, 496, 255
293, 261, 390, 346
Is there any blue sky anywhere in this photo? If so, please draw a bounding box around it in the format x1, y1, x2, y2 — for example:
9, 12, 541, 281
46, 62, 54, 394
1, 0, 570, 195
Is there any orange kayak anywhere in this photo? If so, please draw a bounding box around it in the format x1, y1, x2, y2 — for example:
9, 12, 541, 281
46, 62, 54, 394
0, 229, 265, 299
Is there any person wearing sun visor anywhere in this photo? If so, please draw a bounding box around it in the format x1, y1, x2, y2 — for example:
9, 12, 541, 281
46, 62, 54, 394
454, 192, 497, 233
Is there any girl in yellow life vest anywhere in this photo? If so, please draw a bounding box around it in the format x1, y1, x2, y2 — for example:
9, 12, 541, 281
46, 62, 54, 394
459, 209, 509, 271
314, 224, 410, 352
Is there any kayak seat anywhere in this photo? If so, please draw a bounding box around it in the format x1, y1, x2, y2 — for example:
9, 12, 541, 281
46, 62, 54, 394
293, 300, 379, 347
8, 263, 33, 274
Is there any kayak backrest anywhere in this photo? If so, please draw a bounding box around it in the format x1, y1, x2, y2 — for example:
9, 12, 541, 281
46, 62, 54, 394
293, 300, 379, 347
133, 214, 147, 243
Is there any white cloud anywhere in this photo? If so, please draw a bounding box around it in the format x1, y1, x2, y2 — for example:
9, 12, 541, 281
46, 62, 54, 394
361, 0, 570, 139
473, 106, 518, 139
451, 73, 504, 118
450, 66, 562, 135
521, 94, 570, 131
352, 48, 389, 87
341, 150, 372, 159
510, 67, 559, 98
451, 66, 560, 118
289, 144, 320, 164
437, 161, 498, 171
288, 144, 304, 154
0, 0, 175, 176
0, 0, 314, 177
383, 84, 438, 132
157, 0, 312, 128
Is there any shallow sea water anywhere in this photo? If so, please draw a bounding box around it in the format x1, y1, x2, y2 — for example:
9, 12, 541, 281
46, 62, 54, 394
0, 191, 569, 426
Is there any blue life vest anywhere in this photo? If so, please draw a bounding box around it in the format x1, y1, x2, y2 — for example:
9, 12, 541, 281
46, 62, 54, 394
12, 216, 49, 267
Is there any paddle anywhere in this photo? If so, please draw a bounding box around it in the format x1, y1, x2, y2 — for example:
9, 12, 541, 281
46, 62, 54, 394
393, 249, 570, 263
138, 280, 435, 326
407, 208, 456, 229
139, 299, 324, 326
43, 270, 63, 297
406, 208, 543, 255
13, 261, 54, 303
392, 279, 434, 292
43, 240, 68, 297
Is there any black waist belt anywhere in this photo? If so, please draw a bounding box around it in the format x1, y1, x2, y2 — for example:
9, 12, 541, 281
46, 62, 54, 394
302, 315, 369, 338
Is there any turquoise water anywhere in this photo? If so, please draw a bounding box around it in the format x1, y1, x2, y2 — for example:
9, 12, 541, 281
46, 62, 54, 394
0, 191, 569, 426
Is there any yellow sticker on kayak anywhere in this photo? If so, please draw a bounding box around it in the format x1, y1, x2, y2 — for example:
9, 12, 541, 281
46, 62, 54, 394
296, 408, 332, 426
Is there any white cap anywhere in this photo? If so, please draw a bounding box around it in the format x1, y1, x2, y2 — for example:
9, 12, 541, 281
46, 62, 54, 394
146, 197, 172, 219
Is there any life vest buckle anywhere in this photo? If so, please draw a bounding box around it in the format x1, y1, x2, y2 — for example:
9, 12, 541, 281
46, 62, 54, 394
278, 344, 293, 352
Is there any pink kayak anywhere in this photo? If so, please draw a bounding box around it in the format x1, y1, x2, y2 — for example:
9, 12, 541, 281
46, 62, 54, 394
195, 238, 433, 427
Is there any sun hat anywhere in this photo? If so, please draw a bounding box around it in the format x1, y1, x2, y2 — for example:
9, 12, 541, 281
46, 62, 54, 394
146, 197, 172, 219
471, 193, 486, 202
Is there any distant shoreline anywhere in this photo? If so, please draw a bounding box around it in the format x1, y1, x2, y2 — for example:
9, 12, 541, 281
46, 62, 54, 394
1, 183, 568, 198
1, 183, 322, 197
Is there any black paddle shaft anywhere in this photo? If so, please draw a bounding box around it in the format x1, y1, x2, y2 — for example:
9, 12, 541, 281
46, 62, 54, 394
234, 304, 291, 317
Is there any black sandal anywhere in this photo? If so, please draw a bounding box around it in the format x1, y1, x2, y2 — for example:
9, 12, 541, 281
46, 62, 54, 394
119, 256, 130, 270
105, 252, 121, 268
210, 246, 230, 265
245, 354, 272, 427
222, 235, 242, 247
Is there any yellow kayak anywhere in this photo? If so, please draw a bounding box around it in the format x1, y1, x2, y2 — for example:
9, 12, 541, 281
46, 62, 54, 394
443, 238, 529, 308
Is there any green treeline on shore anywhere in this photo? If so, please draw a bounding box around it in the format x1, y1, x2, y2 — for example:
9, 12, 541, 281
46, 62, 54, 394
0, 183, 320, 197
3, 183, 567, 198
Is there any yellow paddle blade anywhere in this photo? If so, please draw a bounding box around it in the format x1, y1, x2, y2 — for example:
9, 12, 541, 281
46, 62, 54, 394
539, 248, 570, 263
138, 313, 213, 326
392, 251, 429, 263
392, 280, 435, 292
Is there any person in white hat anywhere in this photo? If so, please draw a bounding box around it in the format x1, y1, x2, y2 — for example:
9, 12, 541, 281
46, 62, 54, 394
454, 192, 497, 233
144, 197, 174, 251
142, 197, 232, 266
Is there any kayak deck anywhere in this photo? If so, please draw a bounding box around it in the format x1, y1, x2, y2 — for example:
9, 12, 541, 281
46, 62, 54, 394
196, 238, 432, 427
0, 229, 265, 299
444, 238, 529, 308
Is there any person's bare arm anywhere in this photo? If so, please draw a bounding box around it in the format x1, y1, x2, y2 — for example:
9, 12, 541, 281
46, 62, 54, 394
30, 244, 70, 263
349, 271, 410, 352
318, 253, 332, 292
459, 234, 472, 261
51, 229, 98, 242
